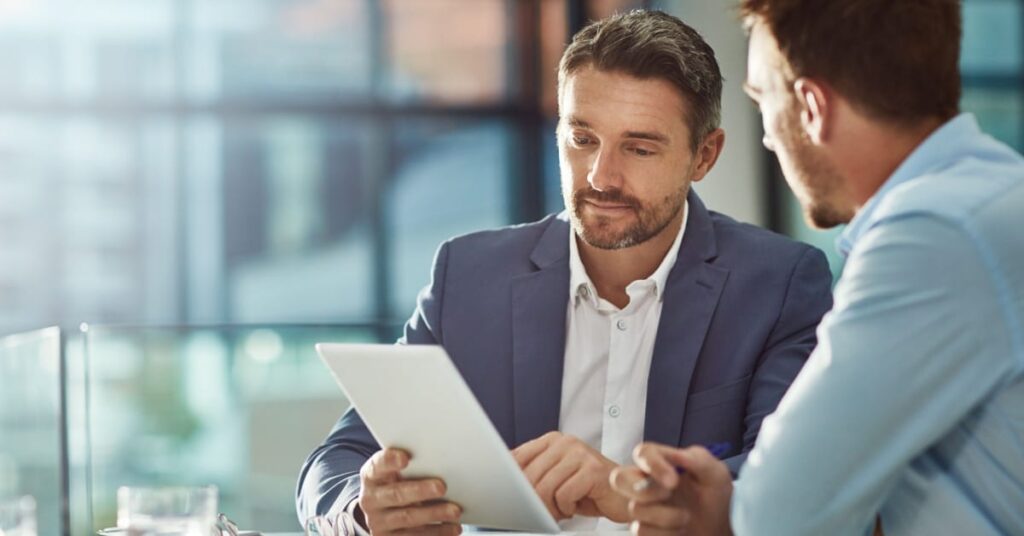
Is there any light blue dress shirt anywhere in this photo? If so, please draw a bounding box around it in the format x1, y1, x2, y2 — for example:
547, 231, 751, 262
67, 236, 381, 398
731, 114, 1024, 535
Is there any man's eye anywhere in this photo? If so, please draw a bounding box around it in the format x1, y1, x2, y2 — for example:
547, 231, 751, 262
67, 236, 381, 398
632, 147, 654, 156
572, 135, 592, 146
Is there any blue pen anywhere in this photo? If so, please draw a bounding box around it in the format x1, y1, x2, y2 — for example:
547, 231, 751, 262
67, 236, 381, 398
632, 442, 732, 492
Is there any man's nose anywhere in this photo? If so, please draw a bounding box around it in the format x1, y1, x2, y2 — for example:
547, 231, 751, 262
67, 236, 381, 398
587, 148, 623, 191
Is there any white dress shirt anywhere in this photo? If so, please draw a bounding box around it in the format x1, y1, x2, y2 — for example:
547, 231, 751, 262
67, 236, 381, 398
558, 202, 688, 531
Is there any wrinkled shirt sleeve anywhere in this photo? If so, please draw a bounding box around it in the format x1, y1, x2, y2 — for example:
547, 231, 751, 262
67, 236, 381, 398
730, 215, 1016, 536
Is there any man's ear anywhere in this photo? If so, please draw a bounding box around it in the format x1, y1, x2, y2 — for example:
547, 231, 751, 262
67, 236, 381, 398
691, 128, 726, 183
793, 78, 830, 144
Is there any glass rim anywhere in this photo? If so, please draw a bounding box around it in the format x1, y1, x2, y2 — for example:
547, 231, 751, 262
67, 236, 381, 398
116, 485, 218, 493
116, 485, 219, 501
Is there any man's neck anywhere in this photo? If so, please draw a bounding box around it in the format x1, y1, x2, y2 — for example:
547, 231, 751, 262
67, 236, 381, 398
842, 116, 946, 211
577, 208, 684, 309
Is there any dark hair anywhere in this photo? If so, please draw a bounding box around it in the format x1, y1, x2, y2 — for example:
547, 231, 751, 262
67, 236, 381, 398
740, 0, 961, 124
558, 10, 723, 149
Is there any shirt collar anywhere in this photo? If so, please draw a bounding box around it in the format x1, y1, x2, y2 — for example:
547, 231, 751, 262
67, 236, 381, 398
569, 200, 689, 306
836, 113, 981, 257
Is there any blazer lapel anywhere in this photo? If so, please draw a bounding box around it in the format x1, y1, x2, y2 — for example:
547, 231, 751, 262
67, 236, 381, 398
644, 191, 729, 446
511, 215, 571, 447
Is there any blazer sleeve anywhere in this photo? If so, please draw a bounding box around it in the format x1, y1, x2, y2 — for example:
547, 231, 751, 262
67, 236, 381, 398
295, 241, 451, 521
723, 246, 833, 475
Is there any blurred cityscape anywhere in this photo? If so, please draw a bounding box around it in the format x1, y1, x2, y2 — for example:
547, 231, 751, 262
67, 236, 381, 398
0, 0, 579, 337
0, 0, 1021, 534
1, 0, 1021, 337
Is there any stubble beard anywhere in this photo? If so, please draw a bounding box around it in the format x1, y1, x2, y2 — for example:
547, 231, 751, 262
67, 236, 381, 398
570, 184, 687, 250
777, 109, 853, 229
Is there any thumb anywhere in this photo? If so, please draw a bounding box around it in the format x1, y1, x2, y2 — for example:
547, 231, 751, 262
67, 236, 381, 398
665, 446, 723, 483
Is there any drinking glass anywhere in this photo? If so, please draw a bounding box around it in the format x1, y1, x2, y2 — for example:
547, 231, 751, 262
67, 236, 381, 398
0, 496, 37, 536
117, 486, 218, 536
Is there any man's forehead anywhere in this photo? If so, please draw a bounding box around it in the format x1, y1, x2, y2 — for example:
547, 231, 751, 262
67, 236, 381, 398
565, 67, 685, 103
746, 22, 790, 89
559, 67, 688, 137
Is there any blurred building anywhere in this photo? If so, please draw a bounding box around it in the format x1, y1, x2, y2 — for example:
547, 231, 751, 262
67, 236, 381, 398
2, 0, 1022, 533
0, 0, 1021, 334
0, 0, 578, 335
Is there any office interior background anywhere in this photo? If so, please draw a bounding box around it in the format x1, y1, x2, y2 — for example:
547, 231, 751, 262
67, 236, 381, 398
0, 0, 1021, 533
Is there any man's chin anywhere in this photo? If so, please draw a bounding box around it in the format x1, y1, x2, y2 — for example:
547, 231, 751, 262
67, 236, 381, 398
577, 226, 636, 250
804, 204, 851, 229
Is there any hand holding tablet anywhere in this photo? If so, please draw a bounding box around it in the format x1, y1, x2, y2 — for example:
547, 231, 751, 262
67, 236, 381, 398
357, 448, 462, 535
316, 343, 561, 534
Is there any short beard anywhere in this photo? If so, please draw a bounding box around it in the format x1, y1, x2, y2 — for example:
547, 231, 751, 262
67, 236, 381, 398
570, 185, 686, 250
806, 196, 852, 229
776, 105, 853, 229
795, 142, 853, 229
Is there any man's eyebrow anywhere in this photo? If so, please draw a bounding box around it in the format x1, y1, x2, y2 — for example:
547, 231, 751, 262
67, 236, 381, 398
623, 130, 670, 144
566, 117, 591, 129
565, 116, 669, 144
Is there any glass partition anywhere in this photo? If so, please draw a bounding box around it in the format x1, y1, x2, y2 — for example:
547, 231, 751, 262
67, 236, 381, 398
0, 327, 66, 536
73, 324, 398, 534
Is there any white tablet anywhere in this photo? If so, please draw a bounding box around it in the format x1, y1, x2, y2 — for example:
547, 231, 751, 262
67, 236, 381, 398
315, 343, 560, 534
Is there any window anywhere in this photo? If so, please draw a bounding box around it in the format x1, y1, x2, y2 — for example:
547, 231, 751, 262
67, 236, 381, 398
0, 0, 644, 336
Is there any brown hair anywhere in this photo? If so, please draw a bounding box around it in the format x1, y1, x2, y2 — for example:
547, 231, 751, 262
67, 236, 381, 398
558, 10, 723, 149
740, 0, 961, 124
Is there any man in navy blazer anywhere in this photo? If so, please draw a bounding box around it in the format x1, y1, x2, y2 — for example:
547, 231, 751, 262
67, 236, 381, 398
297, 10, 832, 534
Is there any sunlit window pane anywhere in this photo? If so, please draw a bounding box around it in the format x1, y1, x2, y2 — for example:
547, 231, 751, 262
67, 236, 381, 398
384, 0, 508, 103
188, 0, 373, 99
0, 114, 178, 332
962, 88, 1024, 151
216, 117, 375, 323
542, 120, 564, 215
77, 326, 372, 530
388, 120, 510, 316
0, 30, 59, 101
0, 329, 62, 535
590, 0, 647, 18
0, 1, 178, 100
540, 0, 569, 115
961, 0, 1023, 74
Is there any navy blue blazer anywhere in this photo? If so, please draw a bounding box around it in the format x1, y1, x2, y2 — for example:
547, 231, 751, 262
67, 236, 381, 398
296, 191, 833, 519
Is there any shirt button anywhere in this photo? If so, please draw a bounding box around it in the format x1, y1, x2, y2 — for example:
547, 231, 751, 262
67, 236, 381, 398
616, 319, 627, 331
608, 405, 621, 418
580, 286, 590, 299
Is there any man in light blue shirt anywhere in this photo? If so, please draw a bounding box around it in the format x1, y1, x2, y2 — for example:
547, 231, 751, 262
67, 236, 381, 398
610, 1, 1024, 535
